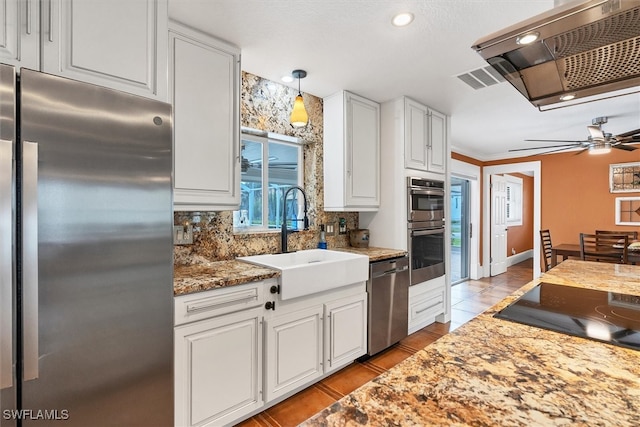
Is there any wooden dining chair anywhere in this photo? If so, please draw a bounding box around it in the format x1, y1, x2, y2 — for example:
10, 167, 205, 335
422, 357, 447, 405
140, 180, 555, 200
595, 230, 638, 240
540, 229, 553, 271
580, 233, 629, 264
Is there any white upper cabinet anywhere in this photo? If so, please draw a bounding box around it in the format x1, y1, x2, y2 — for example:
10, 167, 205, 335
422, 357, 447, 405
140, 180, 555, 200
0, 0, 40, 70
42, 0, 168, 100
404, 97, 446, 174
169, 21, 241, 211
324, 90, 380, 211
1, 0, 168, 100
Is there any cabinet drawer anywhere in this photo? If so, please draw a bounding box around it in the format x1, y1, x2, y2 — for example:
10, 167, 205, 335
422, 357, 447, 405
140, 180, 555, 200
409, 287, 445, 326
175, 282, 265, 326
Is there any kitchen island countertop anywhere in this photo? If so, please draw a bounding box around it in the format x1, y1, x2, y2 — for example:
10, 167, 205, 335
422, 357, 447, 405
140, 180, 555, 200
301, 259, 640, 426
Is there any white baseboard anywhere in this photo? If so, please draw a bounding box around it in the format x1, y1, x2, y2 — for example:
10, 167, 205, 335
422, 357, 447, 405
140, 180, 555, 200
507, 249, 533, 267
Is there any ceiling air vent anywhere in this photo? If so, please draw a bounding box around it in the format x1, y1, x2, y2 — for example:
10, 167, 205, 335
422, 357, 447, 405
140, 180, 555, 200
456, 66, 506, 90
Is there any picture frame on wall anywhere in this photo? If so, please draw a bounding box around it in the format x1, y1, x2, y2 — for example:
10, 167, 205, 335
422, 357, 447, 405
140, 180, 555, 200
609, 162, 640, 193
615, 197, 640, 226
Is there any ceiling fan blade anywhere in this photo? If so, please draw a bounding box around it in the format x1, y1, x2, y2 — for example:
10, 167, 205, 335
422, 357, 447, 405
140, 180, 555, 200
509, 143, 582, 152
533, 145, 583, 155
574, 148, 589, 155
616, 135, 640, 143
524, 139, 587, 143
612, 144, 638, 151
617, 128, 640, 138
587, 125, 604, 139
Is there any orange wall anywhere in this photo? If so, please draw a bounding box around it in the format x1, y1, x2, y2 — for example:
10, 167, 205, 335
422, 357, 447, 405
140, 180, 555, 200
453, 149, 640, 266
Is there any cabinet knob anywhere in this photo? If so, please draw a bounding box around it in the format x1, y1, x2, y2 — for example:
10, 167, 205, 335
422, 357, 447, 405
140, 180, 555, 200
265, 301, 275, 310
270, 285, 280, 294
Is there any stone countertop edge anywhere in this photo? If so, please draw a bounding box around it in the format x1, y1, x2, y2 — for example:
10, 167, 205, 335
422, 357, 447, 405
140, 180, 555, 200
173, 259, 280, 296
332, 246, 407, 262
173, 247, 406, 296
300, 259, 640, 427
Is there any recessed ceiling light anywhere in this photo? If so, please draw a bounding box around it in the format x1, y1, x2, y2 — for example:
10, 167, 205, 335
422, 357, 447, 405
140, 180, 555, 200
281, 75, 294, 83
516, 32, 539, 45
392, 12, 414, 27
559, 93, 576, 101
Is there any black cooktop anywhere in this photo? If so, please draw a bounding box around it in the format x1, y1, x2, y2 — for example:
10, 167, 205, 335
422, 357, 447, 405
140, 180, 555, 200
495, 282, 640, 351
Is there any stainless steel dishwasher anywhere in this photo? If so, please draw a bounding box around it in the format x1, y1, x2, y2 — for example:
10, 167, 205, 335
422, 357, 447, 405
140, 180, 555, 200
366, 256, 410, 356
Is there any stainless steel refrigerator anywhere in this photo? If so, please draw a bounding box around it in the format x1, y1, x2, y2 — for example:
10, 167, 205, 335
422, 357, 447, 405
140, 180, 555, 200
0, 65, 173, 426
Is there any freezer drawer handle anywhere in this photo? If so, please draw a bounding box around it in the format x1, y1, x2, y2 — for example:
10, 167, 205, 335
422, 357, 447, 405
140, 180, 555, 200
1, 140, 13, 389
23, 141, 39, 381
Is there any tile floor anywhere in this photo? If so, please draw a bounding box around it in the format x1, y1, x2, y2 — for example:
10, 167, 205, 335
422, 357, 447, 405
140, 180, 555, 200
237, 259, 534, 427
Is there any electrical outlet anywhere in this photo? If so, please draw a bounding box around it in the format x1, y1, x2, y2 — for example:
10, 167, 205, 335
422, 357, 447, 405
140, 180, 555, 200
174, 225, 194, 245
511, 248, 516, 255
325, 223, 336, 236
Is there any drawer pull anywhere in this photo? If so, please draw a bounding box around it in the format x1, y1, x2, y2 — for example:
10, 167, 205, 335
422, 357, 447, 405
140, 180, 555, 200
416, 301, 442, 314
186, 289, 258, 313
265, 301, 275, 310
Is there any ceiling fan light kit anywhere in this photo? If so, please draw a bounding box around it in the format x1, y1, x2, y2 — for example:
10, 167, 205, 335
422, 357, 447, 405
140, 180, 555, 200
511, 116, 640, 156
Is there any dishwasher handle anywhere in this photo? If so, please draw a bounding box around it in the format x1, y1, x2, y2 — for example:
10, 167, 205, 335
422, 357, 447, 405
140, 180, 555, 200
370, 257, 409, 279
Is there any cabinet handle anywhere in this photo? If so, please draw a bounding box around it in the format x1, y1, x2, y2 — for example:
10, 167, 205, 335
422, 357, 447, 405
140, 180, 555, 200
48, 0, 54, 42
270, 285, 280, 294
185, 289, 257, 313
416, 301, 441, 314
26, 0, 32, 35
265, 301, 275, 310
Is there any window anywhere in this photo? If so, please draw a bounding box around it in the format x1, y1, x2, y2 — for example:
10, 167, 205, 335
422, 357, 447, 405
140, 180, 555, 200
504, 174, 523, 226
234, 130, 303, 230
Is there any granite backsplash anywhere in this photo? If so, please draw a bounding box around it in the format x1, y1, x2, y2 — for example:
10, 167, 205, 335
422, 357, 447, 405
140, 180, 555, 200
174, 71, 358, 263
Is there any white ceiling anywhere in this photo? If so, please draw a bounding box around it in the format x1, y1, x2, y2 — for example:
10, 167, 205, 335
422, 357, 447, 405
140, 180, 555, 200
168, 0, 640, 161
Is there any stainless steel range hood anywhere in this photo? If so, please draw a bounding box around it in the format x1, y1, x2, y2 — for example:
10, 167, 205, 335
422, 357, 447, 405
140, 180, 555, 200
472, 0, 640, 109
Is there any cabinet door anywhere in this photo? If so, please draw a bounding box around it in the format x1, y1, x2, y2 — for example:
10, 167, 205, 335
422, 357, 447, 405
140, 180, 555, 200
41, 0, 168, 100
324, 293, 367, 373
265, 305, 323, 401
170, 22, 241, 210
0, 0, 39, 69
428, 109, 447, 173
404, 98, 429, 171
345, 92, 380, 208
174, 308, 263, 427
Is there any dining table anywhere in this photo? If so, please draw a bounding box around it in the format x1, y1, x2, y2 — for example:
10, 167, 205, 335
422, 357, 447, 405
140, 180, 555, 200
551, 243, 640, 267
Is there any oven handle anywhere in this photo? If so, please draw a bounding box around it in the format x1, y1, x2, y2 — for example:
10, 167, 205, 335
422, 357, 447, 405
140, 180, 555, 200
411, 228, 444, 237
409, 188, 445, 196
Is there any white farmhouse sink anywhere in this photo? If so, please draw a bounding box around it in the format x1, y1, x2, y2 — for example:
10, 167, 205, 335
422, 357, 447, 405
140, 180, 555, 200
239, 249, 369, 300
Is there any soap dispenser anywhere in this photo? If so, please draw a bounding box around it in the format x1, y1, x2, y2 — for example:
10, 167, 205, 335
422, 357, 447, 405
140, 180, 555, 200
318, 225, 327, 249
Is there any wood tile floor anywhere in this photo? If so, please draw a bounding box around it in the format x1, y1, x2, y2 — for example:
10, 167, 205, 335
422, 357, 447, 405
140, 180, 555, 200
237, 259, 534, 427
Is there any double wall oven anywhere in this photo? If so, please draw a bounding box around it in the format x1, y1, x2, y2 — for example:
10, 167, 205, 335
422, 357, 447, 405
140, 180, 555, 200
407, 177, 445, 285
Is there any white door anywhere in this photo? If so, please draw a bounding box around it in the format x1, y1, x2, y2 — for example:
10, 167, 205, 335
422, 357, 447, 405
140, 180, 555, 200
490, 174, 508, 276
428, 109, 447, 173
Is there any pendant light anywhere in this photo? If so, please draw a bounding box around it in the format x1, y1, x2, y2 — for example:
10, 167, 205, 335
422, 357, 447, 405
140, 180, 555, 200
290, 69, 308, 128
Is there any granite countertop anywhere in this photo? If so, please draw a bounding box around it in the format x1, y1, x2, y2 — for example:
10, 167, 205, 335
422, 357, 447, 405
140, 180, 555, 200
173, 246, 406, 296
301, 259, 640, 426
173, 260, 280, 296
333, 246, 407, 262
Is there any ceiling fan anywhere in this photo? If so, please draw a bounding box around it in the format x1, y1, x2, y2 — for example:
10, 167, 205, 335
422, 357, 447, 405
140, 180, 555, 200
510, 117, 640, 155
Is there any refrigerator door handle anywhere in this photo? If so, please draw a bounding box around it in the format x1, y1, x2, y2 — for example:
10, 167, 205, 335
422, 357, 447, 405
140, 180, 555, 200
0, 139, 13, 389
22, 141, 39, 381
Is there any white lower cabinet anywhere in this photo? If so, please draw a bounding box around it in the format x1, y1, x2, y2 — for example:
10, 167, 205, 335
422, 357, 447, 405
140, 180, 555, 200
408, 277, 446, 334
174, 281, 266, 427
175, 279, 367, 426
324, 293, 367, 373
264, 305, 324, 401
175, 308, 263, 427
